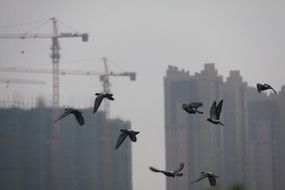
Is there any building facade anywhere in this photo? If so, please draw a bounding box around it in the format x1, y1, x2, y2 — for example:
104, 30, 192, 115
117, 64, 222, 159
164, 64, 284, 190
0, 108, 132, 190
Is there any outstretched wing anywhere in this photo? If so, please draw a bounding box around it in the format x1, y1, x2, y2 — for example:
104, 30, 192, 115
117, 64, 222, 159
74, 111, 85, 126
93, 94, 104, 113
174, 162, 184, 173
115, 130, 128, 149
266, 85, 277, 94
149, 166, 163, 173
208, 176, 217, 186
216, 100, 223, 120
54, 109, 72, 122
190, 175, 207, 184
263, 84, 277, 94
209, 101, 217, 119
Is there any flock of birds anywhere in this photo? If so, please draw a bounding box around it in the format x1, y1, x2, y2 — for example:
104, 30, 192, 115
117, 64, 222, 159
53, 83, 277, 187
54, 92, 140, 148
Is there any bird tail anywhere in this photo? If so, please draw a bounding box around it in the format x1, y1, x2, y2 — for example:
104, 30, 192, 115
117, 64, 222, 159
106, 93, 115, 100
272, 88, 277, 94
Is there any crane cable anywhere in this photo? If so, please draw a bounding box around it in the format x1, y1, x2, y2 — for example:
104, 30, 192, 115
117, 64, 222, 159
21, 19, 51, 36
0, 18, 49, 30
56, 19, 79, 33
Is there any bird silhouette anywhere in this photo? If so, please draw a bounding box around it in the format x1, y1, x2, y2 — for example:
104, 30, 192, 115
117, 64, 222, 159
115, 129, 140, 149
149, 162, 184, 177
54, 108, 84, 126
182, 102, 203, 114
256, 83, 277, 94
191, 171, 219, 186
207, 100, 224, 125
93, 93, 114, 113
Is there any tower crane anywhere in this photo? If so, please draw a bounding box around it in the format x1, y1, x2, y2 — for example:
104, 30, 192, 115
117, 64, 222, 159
0, 57, 136, 118
0, 17, 88, 113
100, 57, 136, 118
0, 17, 88, 190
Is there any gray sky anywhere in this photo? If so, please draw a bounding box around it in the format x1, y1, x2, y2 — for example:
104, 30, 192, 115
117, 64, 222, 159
1, 1, 285, 190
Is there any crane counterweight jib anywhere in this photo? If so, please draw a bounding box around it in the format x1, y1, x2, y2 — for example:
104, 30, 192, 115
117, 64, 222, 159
0, 78, 46, 85
130, 73, 136, 81
109, 71, 136, 80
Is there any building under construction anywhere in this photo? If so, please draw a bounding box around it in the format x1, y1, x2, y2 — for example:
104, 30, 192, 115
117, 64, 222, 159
0, 107, 132, 190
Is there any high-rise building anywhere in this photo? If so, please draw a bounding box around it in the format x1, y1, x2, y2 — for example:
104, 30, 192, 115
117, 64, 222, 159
164, 63, 284, 190
223, 71, 247, 187
0, 107, 132, 190
276, 86, 285, 190
164, 64, 224, 190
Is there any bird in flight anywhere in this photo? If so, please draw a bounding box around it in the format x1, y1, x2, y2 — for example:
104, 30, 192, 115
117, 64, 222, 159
115, 129, 140, 149
93, 93, 114, 113
256, 83, 277, 94
149, 162, 184, 177
182, 102, 203, 114
191, 172, 219, 186
54, 108, 84, 126
207, 100, 224, 126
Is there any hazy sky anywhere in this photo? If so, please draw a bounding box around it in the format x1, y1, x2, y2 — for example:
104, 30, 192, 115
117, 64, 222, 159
1, 1, 285, 190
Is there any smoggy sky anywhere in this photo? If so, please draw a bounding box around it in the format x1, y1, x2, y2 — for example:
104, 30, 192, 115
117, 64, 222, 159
1, 1, 285, 190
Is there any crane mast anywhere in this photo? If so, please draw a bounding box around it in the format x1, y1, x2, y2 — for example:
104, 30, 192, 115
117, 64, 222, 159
101, 57, 111, 118
0, 17, 89, 111
0, 17, 88, 190
50, 17, 60, 190
51, 17, 60, 114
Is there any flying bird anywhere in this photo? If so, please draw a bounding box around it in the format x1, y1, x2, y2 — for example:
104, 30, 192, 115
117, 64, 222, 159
207, 100, 224, 126
182, 102, 203, 114
93, 93, 114, 113
191, 172, 219, 186
54, 108, 84, 126
149, 162, 184, 177
256, 83, 277, 94
115, 129, 140, 149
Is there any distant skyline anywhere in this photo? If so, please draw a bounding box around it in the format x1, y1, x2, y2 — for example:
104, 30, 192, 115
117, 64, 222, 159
1, 1, 285, 190
164, 63, 284, 190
